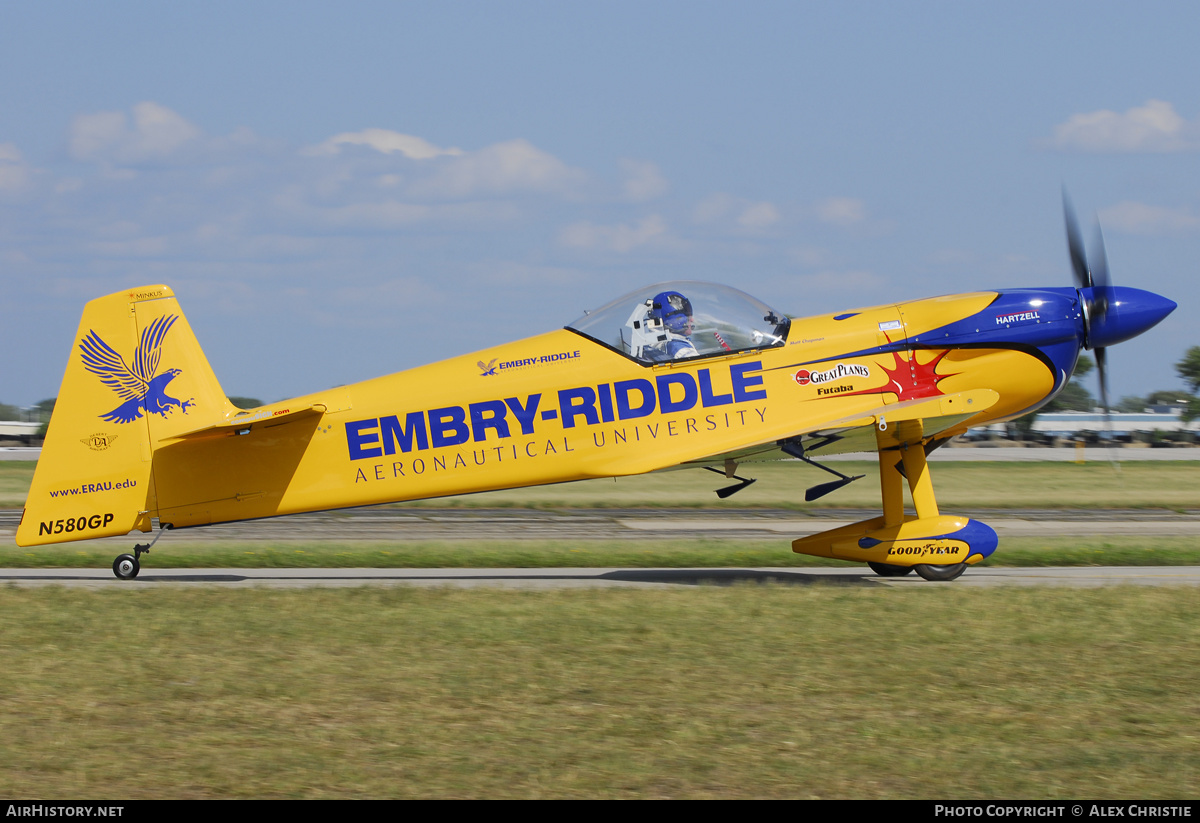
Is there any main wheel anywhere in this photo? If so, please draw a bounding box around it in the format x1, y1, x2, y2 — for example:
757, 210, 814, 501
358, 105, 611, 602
913, 562, 966, 582
113, 554, 140, 580
868, 562, 914, 577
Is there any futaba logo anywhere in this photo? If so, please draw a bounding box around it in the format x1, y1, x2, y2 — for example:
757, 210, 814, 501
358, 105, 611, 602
794, 363, 870, 386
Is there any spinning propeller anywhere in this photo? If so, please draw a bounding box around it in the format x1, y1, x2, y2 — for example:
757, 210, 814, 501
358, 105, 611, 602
1063, 191, 1116, 434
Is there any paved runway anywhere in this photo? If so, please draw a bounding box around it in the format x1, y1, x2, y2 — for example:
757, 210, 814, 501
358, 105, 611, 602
5, 506, 1198, 543
2, 565, 1198, 589
3, 507, 1197, 589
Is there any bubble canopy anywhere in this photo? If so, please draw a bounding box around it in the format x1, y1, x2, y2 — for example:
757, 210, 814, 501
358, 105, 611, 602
566, 281, 791, 364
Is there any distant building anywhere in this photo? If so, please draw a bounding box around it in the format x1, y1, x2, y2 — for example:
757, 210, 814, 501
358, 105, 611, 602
967, 408, 1196, 441
0, 421, 42, 445
1029, 409, 1196, 438
1148, 402, 1191, 415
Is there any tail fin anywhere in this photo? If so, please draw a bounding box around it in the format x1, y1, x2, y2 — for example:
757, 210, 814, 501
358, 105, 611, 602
16, 286, 236, 546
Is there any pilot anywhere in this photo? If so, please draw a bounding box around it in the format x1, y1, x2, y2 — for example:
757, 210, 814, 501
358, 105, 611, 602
646, 290, 698, 360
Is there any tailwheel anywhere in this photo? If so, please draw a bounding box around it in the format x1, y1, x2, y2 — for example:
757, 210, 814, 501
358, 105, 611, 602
112, 535, 160, 580
868, 562, 914, 577
913, 562, 967, 582
112, 553, 140, 580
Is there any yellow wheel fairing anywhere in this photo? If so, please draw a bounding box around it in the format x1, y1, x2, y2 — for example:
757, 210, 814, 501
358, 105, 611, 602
791, 515, 999, 566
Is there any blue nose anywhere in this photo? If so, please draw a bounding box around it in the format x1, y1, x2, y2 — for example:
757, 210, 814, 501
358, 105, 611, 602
1084, 286, 1176, 349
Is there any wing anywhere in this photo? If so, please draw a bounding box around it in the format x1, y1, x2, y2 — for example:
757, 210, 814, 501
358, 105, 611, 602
79, 331, 147, 402
679, 389, 1001, 471
132, 314, 178, 382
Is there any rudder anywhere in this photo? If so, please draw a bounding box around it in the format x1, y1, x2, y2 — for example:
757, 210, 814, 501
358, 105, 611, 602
16, 285, 236, 546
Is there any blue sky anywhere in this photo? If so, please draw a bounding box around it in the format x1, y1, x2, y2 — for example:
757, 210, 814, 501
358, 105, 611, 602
2, 1, 1196, 407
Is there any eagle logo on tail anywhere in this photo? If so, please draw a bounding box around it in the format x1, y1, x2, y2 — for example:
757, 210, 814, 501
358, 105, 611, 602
80, 314, 195, 424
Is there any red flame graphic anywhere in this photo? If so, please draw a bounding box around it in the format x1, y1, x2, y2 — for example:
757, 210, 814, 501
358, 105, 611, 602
822, 347, 956, 402
879, 348, 956, 401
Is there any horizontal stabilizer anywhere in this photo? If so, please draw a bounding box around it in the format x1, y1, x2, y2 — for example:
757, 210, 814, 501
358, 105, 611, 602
169, 403, 328, 441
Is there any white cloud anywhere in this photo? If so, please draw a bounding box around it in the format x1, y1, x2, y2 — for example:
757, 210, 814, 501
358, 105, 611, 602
0, 166, 30, 192
412, 139, 586, 198
1099, 200, 1200, 234
559, 215, 670, 252
69, 111, 133, 161
1048, 99, 1200, 153
795, 269, 884, 292
87, 235, 172, 257
303, 129, 463, 160
693, 193, 736, 223
0, 142, 31, 191
693, 193, 780, 232
69, 102, 202, 164
619, 159, 668, 202
469, 261, 585, 287
277, 132, 589, 232
737, 201, 780, 230
275, 185, 522, 229
816, 197, 866, 226
305, 130, 587, 199
322, 200, 433, 226
928, 249, 977, 266
786, 245, 831, 267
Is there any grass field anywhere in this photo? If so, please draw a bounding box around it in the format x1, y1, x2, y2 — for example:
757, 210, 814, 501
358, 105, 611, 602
1, 585, 1195, 799
5, 459, 1199, 569
4, 458, 1199, 798
4, 458, 1200, 510
409, 458, 1200, 511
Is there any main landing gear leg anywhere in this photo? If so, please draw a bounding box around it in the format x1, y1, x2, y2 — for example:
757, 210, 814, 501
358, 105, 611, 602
895, 429, 966, 582
112, 528, 167, 580
866, 444, 915, 577
791, 424, 997, 579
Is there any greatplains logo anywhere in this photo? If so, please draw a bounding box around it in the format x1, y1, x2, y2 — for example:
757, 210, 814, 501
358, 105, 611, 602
794, 363, 871, 387
80, 432, 118, 451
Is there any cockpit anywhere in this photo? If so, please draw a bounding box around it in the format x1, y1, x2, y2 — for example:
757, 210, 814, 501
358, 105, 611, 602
567, 281, 791, 364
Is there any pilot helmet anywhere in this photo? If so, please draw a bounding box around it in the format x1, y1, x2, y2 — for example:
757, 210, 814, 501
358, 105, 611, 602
649, 291, 694, 335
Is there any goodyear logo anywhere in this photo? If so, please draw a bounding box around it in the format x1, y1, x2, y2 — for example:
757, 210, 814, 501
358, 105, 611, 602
346, 361, 767, 461
886, 541, 968, 561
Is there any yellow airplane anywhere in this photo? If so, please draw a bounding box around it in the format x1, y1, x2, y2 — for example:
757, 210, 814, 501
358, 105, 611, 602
16, 207, 1176, 580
